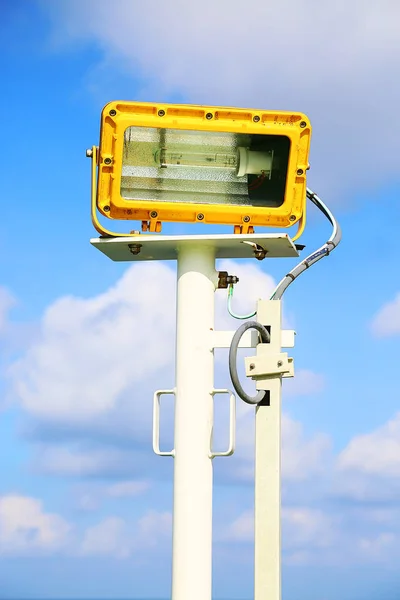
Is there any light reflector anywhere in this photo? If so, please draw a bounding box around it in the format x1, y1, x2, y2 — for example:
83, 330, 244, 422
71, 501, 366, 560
121, 127, 289, 208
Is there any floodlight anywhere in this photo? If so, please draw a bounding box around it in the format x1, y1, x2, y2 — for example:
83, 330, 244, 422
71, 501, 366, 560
89, 100, 341, 600
90, 101, 311, 236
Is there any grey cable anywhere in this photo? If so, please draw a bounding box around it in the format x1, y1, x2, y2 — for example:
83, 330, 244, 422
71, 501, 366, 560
229, 187, 341, 404
270, 187, 342, 300
228, 321, 270, 405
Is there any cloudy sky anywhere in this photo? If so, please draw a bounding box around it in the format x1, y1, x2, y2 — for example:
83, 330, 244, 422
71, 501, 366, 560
1, 1, 400, 599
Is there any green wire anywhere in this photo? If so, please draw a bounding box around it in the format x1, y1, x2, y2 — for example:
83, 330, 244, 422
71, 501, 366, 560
227, 284, 257, 320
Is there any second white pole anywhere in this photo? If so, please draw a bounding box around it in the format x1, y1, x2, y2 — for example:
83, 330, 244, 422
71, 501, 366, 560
254, 300, 282, 600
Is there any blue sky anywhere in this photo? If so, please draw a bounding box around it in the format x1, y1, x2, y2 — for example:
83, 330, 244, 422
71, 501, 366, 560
1, 1, 400, 599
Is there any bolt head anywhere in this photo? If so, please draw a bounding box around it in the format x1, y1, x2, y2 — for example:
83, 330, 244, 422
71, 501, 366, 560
277, 360, 283, 367
205, 113, 213, 120
128, 244, 142, 255
253, 115, 260, 122
249, 363, 255, 370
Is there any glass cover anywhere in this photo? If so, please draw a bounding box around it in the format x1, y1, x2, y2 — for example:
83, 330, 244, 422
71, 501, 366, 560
121, 127, 290, 207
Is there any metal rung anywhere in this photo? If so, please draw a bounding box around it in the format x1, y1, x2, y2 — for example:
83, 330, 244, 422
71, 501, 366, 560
153, 389, 175, 457
209, 389, 236, 458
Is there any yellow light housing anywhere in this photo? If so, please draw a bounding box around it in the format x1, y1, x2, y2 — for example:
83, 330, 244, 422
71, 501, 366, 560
92, 101, 311, 235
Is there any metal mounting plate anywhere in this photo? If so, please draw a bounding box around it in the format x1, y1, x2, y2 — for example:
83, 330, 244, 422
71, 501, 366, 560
90, 233, 299, 262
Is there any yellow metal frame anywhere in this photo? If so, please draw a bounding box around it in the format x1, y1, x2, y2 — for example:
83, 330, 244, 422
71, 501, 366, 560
93, 101, 312, 237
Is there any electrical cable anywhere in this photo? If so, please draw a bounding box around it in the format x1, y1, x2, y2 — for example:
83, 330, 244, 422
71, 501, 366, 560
248, 172, 266, 191
228, 321, 270, 405
270, 188, 342, 300
227, 284, 257, 320
228, 186, 341, 404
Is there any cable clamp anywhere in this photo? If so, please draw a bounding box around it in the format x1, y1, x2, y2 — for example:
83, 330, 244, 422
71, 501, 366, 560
245, 352, 294, 380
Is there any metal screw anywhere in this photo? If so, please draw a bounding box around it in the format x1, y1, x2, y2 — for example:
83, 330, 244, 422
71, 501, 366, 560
249, 363, 256, 371
150, 210, 158, 219
86, 149, 93, 158
243, 215, 250, 223
104, 157, 112, 165
277, 360, 283, 367
300, 121, 307, 128
109, 109, 117, 116
197, 213, 205, 220
254, 247, 267, 261
128, 243, 142, 255
289, 215, 296, 221
297, 168, 304, 175
158, 109, 165, 116
253, 115, 260, 122
205, 113, 213, 120
227, 275, 239, 284
103, 205, 110, 212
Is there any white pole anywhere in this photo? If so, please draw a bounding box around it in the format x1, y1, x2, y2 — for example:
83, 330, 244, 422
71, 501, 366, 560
171, 244, 217, 600
254, 300, 282, 600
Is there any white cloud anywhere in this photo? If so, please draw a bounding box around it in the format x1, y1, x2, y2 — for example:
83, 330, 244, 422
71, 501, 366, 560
358, 532, 397, 561
283, 368, 325, 397
0, 494, 71, 556
80, 510, 171, 558
0, 287, 15, 335
34, 409, 330, 486
69, 480, 150, 512
34, 444, 150, 478
36, 446, 120, 476
80, 517, 132, 558
41, 0, 400, 197
106, 480, 150, 497
223, 503, 400, 565
224, 506, 337, 550
137, 509, 172, 545
282, 415, 331, 481
337, 412, 400, 478
225, 407, 331, 485
371, 293, 400, 337
76, 493, 99, 512
224, 509, 253, 543
0, 492, 171, 560
333, 412, 400, 502
282, 507, 337, 550
8, 263, 176, 422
